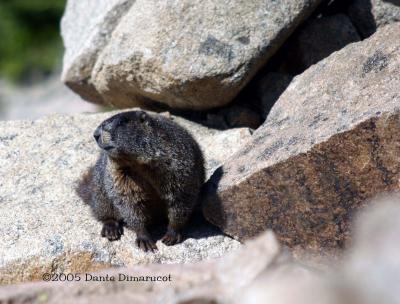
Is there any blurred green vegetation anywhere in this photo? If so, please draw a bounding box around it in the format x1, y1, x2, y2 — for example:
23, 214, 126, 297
0, 0, 66, 83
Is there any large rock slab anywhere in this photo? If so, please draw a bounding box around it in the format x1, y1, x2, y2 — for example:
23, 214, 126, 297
348, 0, 400, 38
61, 0, 321, 110
61, 0, 134, 104
0, 110, 252, 284
2, 196, 400, 304
0, 231, 293, 303
203, 24, 400, 257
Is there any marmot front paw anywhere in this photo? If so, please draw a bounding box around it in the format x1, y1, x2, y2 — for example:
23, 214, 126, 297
101, 221, 123, 241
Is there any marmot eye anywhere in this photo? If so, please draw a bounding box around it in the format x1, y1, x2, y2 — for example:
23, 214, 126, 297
139, 112, 147, 123
117, 117, 129, 127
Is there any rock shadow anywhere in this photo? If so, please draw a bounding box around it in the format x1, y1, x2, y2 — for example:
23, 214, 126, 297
149, 209, 228, 242
348, 0, 377, 38
383, 0, 400, 5
198, 166, 228, 239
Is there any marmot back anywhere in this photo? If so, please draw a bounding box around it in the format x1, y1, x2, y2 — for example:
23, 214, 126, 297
77, 110, 205, 252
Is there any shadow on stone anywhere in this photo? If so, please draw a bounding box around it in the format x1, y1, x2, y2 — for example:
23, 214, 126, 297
147, 209, 227, 242
200, 166, 229, 239
383, 0, 400, 5
348, 0, 377, 38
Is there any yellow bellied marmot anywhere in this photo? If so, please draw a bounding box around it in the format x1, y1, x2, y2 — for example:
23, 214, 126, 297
77, 110, 205, 252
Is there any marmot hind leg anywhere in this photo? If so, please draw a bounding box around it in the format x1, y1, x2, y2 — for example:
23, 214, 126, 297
161, 226, 183, 246
162, 196, 194, 246
135, 227, 158, 252
116, 201, 158, 252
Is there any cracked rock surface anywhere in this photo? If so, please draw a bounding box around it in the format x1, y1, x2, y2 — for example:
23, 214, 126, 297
203, 23, 400, 258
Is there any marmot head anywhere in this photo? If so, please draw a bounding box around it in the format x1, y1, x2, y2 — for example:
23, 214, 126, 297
93, 111, 172, 164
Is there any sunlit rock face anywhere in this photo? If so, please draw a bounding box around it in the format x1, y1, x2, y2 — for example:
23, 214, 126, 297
61, 0, 321, 110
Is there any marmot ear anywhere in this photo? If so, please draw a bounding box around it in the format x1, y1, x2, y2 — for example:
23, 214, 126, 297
139, 112, 147, 123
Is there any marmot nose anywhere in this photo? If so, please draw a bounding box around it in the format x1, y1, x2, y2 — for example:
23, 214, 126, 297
93, 128, 101, 142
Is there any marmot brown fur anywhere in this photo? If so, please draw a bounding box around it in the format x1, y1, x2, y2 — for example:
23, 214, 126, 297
77, 110, 205, 252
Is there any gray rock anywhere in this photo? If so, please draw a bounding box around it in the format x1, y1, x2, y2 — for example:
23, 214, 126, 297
235, 263, 337, 304
61, 0, 134, 104
288, 14, 361, 72
343, 193, 400, 304
0, 231, 291, 303
348, 0, 400, 38
61, 0, 322, 110
203, 23, 400, 258
0, 110, 252, 284
238, 196, 400, 304
247, 15, 359, 120
2, 194, 400, 304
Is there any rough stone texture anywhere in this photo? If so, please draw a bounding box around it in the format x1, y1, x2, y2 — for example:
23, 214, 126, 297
348, 0, 400, 38
60, 0, 134, 104
287, 14, 361, 73
235, 196, 400, 304
203, 24, 400, 258
2, 195, 400, 304
0, 109, 253, 284
0, 231, 293, 303
61, 0, 322, 110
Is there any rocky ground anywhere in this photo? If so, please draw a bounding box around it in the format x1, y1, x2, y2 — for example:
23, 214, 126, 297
1, 0, 400, 302
1, 197, 400, 303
